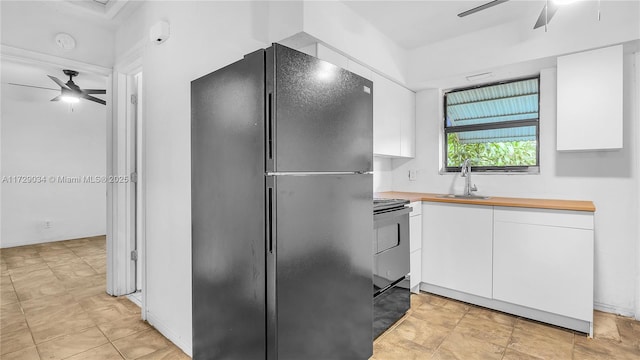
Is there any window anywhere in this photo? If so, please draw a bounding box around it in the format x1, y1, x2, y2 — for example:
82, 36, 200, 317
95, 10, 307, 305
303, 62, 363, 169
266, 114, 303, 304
444, 77, 540, 173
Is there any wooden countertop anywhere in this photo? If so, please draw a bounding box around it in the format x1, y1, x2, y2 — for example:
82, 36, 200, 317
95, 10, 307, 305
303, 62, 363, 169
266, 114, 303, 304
375, 191, 596, 212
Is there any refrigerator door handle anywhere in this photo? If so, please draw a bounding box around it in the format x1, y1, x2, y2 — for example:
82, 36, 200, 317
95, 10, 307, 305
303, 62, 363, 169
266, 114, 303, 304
265, 175, 277, 360
267, 92, 274, 161
266, 177, 275, 253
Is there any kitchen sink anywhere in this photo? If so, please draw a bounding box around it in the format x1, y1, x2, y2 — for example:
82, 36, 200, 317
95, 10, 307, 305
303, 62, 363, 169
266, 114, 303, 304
437, 194, 491, 200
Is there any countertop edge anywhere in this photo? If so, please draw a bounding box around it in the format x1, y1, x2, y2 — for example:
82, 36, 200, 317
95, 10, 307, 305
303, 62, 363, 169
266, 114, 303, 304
375, 191, 596, 213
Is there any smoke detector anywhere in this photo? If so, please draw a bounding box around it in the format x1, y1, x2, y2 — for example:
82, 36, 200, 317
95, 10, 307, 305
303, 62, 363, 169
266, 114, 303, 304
55, 33, 76, 51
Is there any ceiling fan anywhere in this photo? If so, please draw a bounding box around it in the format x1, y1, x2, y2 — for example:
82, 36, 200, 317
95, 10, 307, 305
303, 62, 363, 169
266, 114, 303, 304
9, 69, 106, 105
458, 0, 582, 30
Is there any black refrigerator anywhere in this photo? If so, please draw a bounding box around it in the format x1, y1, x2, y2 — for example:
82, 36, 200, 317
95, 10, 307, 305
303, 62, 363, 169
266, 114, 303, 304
191, 44, 373, 360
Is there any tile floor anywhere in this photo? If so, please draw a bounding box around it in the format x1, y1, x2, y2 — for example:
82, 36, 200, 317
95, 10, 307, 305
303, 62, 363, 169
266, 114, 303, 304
0, 236, 189, 359
372, 293, 640, 360
3, 237, 640, 359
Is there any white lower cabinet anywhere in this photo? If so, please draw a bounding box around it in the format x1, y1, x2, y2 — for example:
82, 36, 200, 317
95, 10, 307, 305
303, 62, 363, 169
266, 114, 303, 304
409, 202, 422, 293
493, 207, 594, 323
421, 202, 493, 298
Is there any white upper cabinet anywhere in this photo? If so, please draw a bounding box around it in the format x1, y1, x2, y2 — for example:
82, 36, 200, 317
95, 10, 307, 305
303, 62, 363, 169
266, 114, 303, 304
372, 73, 415, 158
315, 43, 415, 158
557, 45, 623, 151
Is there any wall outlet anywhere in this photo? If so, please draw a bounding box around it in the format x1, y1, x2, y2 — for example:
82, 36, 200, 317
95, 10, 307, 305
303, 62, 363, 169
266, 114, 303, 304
408, 169, 417, 181
43, 220, 52, 229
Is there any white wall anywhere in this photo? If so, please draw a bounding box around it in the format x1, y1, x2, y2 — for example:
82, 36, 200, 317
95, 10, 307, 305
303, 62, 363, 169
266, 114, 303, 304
115, 1, 269, 354
373, 157, 393, 192
390, 55, 640, 316
1, 81, 107, 248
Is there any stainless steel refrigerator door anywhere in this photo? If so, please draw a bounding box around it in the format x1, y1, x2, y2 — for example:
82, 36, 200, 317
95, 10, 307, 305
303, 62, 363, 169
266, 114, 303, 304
267, 173, 373, 360
266, 44, 373, 173
191, 49, 266, 360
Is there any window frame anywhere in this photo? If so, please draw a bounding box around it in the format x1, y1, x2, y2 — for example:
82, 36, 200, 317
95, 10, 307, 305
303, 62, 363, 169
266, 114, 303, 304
442, 76, 541, 174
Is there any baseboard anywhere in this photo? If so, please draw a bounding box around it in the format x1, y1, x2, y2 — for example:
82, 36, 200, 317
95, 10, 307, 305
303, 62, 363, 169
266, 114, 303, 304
420, 282, 592, 335
1, 234, 107, 248
593, 301, 636, 318
146, 311, 193, 357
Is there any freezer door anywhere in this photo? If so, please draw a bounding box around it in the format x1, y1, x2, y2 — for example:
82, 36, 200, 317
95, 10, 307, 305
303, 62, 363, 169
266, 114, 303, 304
267, 174, 373, 360
267, 44, 373, 173
191, 49, 266, 359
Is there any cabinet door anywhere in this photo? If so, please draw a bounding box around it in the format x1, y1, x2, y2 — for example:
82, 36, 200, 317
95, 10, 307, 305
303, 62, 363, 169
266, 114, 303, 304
372, 72, 401, 156
493, 220, 593, 322
557, 45, 623, 150
422, 203, 493, 298
399, 87, 416, 158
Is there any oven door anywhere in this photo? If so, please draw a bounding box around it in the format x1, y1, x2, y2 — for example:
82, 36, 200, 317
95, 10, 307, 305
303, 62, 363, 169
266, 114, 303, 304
373, 207, 411, 296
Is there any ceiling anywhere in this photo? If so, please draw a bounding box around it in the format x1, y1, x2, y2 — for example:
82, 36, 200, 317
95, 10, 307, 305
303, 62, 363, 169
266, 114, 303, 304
342, 0, 552, 49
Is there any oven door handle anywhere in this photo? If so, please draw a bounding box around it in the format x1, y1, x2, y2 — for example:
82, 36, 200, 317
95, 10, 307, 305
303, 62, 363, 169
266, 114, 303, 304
373, 207, 411, 221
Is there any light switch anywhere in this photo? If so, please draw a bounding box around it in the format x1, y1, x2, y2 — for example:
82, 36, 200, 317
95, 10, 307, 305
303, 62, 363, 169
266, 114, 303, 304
408, 169, 417, 181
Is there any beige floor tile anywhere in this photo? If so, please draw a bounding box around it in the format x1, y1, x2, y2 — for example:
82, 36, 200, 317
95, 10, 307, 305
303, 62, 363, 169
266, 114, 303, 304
98, 315, 151, 341
391, 316, 449, 351
82, 254, 107, 274
1, 301, 24, 318
12, 276, 67, 302
441, 298, 472, 313
7, 263, 50, 283
466, 306, 517, 327
3, 254, 46, 269
136, 346, 192, 360
34, 242, 70, 251
26, 303, 95, 344
432, 330, 505, 360
374, 336, 433, 360
514, 317, 575, 343
64, 343, 124, 360
69, 245, 105, 258
1, 313, 29, 334
616, 315, 640, 351
507, 322, 573, 359
36, 326, 108, 360
501, 348, 543, 360
411, 302, 466, 330
0, 346, 41, 360
21, 293, 78, 315
67, 283, 107, 300
0, 279, 19, 305
0, 327, 35, 355
574, 335, 640, 360
50, 262, 98, 281
593, 310, 622, 342
39, 250, 83, 268
113, 329, 172, 359
453, 312, 513, 347
419, 292, 449, 307
60, 273, 105, 291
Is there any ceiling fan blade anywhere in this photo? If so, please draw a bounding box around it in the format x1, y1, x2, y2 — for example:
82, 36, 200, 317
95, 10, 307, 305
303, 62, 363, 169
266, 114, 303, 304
82, 89, 106, 94
7, 83, 59, 91
534, 1, 560, 29
82, 94, 106, 105
48, 75, 70, 90
458, 0, 510, 17
50, 95, 62, 102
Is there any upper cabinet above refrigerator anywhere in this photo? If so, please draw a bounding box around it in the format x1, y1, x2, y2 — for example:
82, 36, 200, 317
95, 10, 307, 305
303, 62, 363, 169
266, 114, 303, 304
310, 43, 416, 159
269, 45, 373, 173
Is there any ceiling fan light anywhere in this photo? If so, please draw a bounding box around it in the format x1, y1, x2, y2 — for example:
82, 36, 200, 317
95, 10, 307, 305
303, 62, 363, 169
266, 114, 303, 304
61, 95, 80, 103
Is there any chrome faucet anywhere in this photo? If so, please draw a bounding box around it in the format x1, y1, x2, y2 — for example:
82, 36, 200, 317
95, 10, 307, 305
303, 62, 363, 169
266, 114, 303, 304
461, 159, 478, 196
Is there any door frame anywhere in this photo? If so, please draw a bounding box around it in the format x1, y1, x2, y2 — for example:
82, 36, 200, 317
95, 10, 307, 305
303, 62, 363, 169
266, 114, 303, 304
109, 45, 147, 318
